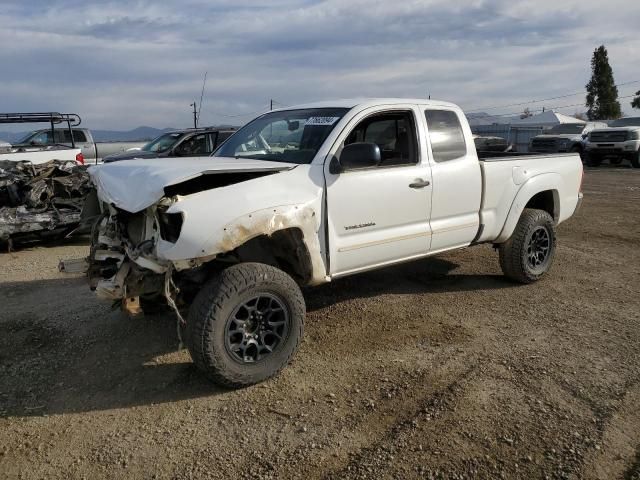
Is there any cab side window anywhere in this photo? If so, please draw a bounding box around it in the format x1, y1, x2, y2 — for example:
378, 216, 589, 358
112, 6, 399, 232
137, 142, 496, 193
54, 130, 87, 143
424, 110, 467, 162
344, 111, 418, 166
176, 133, 208, 155
72, 130, 87, 142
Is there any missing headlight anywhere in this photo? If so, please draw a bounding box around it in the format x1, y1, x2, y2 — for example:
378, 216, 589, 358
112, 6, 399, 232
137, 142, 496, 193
157, 209, 183, 243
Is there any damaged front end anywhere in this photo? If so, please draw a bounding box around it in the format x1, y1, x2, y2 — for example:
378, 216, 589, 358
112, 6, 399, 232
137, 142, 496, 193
73, 156, 322, 325
88, 199, 180, 317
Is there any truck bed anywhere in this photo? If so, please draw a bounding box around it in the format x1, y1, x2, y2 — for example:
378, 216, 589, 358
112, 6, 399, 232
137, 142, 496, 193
476, 152, 583, 244
0, 146, 81, 164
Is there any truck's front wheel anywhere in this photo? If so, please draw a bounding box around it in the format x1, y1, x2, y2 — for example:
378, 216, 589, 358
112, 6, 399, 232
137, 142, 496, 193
186, 263, 305, 388
631, 152, 640, 169
499, 209, 556, 284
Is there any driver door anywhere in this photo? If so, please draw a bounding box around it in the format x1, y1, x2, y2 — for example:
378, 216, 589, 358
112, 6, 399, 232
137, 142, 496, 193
324, 106, 433, 276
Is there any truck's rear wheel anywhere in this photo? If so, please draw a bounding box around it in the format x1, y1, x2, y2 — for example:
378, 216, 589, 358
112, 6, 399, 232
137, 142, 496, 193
499, 209, 556, 284
186, 263, 305, 388
609, 157, 623, 165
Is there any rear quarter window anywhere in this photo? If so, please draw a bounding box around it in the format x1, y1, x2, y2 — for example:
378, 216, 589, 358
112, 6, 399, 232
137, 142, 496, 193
73, 130, 88, 142
425, 110, 467, 162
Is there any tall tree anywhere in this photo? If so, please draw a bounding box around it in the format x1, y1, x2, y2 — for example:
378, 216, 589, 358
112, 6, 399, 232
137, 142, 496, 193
632, 90, 640, 110
585, 46, 621, 120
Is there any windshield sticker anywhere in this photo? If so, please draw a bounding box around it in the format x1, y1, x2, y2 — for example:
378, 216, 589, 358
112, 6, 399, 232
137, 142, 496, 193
306, 116, 340, 126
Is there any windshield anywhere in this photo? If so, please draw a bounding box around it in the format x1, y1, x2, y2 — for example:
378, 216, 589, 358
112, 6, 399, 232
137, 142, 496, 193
214, 108, 350, 163
610, 117, 640, 127
547, 124, 585, 134
16, 130, 54, 144
142, 132, 184, 152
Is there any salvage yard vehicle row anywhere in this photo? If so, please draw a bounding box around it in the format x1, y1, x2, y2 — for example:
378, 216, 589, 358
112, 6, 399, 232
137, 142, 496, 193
79, 98, 584, 387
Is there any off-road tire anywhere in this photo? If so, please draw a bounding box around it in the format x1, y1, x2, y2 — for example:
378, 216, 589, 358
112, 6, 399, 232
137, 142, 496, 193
499, 209, 556, 284
186, 263, 305, 388
631, 152, 640, 169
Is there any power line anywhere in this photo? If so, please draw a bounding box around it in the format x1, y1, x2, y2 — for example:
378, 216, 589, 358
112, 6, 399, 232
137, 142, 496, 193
474, 93, 638, 119
466, 79, 640, 113
213, 106, 270, 118
197, 71, 208, 125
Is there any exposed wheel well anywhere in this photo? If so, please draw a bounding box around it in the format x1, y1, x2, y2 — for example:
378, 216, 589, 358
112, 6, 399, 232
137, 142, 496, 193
525, 190, 558, 221
219, 228, 313, 285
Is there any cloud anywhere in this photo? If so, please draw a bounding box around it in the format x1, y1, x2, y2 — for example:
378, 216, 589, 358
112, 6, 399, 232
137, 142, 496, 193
0, 0, 638, 130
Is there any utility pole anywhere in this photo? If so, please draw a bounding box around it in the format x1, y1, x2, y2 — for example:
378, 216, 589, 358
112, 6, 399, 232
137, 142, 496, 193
190, 101, 197, 128
270, 99, 273, 111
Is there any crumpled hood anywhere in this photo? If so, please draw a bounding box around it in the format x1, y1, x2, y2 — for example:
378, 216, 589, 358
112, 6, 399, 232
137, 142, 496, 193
88, 156, 295, 213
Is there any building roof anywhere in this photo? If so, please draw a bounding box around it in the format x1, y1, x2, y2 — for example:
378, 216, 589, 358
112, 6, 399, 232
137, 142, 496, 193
510, 111, 586, 126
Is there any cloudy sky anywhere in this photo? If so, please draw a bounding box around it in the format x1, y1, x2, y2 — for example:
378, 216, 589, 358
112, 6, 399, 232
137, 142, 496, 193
2, 0, 639, 130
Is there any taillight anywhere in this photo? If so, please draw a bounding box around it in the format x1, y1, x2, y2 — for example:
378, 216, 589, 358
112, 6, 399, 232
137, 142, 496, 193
76, 152, 85, 165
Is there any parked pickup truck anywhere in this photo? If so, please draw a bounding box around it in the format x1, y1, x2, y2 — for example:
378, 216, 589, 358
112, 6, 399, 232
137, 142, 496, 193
0, 145, 83, 164
14, 128, 145, 164
102, 127, 237, 163
584, 117, 640, 167
529, 122, 607, 157
81, 98, 583, 387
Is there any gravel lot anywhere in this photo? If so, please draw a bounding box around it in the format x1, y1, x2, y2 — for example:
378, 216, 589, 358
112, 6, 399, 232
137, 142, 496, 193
1, 168, 639, 480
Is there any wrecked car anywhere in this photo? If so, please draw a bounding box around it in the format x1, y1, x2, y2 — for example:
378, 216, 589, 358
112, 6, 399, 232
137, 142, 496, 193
81, 99, 584, 388
0, 160, 92, 245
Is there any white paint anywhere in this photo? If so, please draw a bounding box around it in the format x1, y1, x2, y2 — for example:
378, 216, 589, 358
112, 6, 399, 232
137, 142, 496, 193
89, 98, 583, 287
88, 156, 294, 213
0, 148, 81, 164
323, 103, 433, 274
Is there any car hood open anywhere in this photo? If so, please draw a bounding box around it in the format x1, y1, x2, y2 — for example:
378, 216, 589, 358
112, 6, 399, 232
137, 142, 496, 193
88, 156, 295, 213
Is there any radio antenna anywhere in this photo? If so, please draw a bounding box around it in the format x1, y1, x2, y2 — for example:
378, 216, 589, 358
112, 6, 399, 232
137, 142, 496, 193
197, 71, 208, 125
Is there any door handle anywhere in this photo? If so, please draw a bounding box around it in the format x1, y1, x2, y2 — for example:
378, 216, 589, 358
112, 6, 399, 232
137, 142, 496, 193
409, 179, 430, 189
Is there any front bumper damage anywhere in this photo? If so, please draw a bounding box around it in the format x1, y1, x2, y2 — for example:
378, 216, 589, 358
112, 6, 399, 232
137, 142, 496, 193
85, 200, 185, 320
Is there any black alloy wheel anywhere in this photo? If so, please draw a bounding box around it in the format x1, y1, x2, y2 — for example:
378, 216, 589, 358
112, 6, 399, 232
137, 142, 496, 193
224, 293, 290, 364
526, 226, 551, 271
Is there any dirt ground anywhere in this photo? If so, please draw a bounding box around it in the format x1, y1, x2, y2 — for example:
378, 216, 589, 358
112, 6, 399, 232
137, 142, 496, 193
1, 168, 639, 480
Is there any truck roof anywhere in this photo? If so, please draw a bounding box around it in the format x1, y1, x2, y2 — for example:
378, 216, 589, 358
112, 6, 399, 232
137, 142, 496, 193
273, 98, 460, 111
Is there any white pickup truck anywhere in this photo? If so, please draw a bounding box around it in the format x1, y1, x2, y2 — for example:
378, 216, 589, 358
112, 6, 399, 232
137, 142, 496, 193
83, 98, 583, 387
584, 117, 640, 167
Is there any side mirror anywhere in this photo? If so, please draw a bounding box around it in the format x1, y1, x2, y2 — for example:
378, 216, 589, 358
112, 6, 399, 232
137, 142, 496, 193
334, 142, 381, 173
